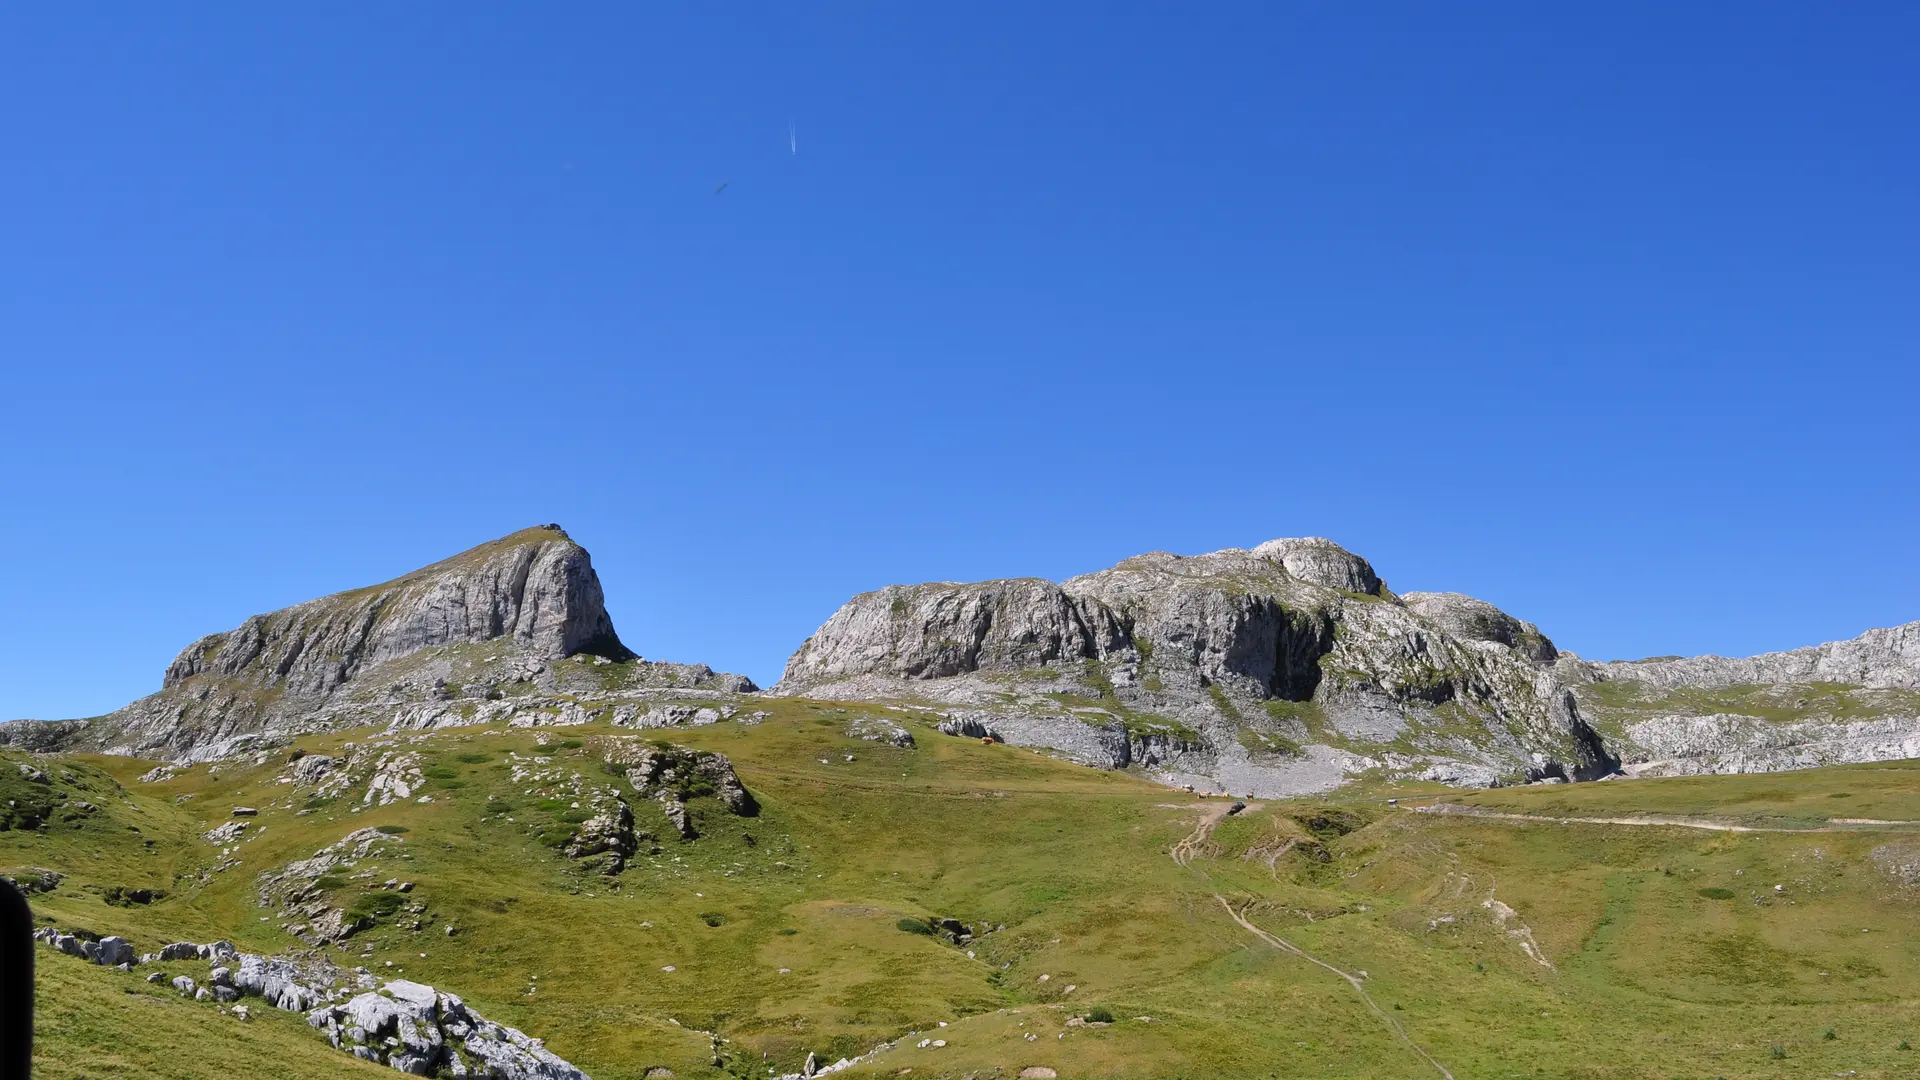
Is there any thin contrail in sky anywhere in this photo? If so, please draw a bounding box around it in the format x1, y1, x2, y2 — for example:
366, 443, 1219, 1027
790, 122, 797, 156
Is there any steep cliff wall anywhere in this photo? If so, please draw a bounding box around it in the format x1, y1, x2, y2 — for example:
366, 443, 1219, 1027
778, 539, 1614, 793
8, 526, 752, 761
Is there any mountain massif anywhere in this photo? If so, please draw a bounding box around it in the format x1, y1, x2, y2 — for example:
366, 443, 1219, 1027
776, 536, 1920, 792
8, 526, 1920, 794
15, 525, 1920, 1080
3, 526, 753, 763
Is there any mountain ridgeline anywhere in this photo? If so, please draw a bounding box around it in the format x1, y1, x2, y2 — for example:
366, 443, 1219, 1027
8, 527, 1920, 793
774, 537, 1616, 792
775, 537, 1920, 792
161, 525, 631, 695
3, 526, 754, 763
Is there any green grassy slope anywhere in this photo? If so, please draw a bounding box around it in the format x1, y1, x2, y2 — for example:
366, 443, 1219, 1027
32, 959, 388, 1080
11, 703, 1920, 1079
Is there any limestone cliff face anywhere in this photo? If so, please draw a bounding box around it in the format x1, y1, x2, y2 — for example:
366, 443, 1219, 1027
1401, 592, 1557, 663
1571, 622, 1920, 777
777, 539, 1615, 793
779, 545, 1380, 701
780, 579, 1131, 684
15, 526, 753, 761
1591, 621, 1920, 692
779, 539, 1920, 792
15, 525, 1920, 793
161, 526, 627, 698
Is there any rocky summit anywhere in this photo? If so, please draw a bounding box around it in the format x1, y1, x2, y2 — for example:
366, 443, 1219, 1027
778, 536, 1920, 794
6, 527, 1920, 796
14, 526, 1920, 1080
2, 525, 755, 763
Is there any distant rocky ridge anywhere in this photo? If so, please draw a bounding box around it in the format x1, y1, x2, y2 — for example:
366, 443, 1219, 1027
1593, 622, 1920, 691
6, 526, 1920, 794
1, 526, 756, 762
162, 524, 629, 696
776, 538, 1616, 793
778, 537, 1920, 793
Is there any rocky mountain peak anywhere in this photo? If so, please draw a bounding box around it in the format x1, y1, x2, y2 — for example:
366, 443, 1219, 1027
1401, 592, 1558, 663
3, 527, 768, 762
161, 525, 628, 698
776, 536, 1619, 792
1250, 537, 1385, 596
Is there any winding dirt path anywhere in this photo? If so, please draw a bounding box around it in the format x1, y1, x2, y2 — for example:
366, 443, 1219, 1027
1164, 802, 1455, 1079
1412, 803, 1920, 833
1165, 800, 1255, 867
1216, 896, 1455, 1080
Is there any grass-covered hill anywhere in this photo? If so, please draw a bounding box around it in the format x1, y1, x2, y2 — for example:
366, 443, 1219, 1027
14, 699, 1920, 1079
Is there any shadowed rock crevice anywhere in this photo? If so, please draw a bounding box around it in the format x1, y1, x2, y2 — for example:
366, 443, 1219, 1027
1265, 606, 1337, 701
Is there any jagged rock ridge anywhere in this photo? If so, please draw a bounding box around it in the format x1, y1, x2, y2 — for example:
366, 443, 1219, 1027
5, 526, 756, 762
1593, 622, 1920, 692
10, 526, 1920, 794
162, 524, 630, 697
777, 537, 1619, 794
778, 538, 1920, 792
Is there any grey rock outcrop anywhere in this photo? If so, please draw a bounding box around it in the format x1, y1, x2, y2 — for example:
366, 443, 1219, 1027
0, 720, 88, 752
781, 578, 1131, 684
1250, 537, 1382, 595
308, 979, 590, 1079
563, 788, 640, 875
9, 525, 757, 762
779, 538, 1610, 793
1619, 713, 1920, 777
938, 711, 1192, 769
36, 923, 588, 1080
1572, 625, 1920, 776
1593, 621, 1920, 691
1401, 593, 1557, 663
2, 869, 62, 895
782, 537, 1920, 790
256, 826, 403, 944
162, 525, 627, 695
846, 715, 915, 747
286, 753, 337, 786
594, 738, 757, 839
234, 953, 329, 1011
93, 936, 134, 967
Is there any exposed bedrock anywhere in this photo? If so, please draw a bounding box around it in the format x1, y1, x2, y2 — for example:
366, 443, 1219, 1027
779, 538, 1619, 790
10, 525, 754, 762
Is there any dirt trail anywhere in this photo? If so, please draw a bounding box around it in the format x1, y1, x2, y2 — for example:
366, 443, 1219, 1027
1165, 800, 1256, 867
1163, 802, 1454, 1079
1412, 803, 1920, 833
1243, 836, 1298, 880
1216, 896, 1455, 1080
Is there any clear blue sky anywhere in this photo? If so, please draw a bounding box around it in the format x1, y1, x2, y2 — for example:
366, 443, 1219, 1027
3, 5, 1916, 718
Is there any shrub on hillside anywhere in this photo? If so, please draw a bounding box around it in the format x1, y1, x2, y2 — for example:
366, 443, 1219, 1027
347, 891, 406, 921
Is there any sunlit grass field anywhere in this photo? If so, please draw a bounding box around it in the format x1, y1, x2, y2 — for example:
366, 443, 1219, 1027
12, 701, 1920, 1078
